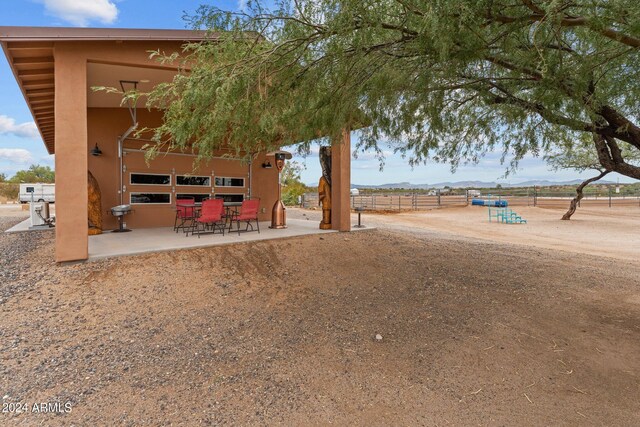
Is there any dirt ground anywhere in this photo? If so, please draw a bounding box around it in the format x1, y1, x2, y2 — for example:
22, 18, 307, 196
1, 207, 639, 426
347, 205, 640, 262
0, 204, 28, 218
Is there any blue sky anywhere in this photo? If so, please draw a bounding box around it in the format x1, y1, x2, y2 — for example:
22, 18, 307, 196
0, 0, 634, 185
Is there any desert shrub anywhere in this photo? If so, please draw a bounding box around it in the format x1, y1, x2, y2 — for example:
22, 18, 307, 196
0, 183, 19, 202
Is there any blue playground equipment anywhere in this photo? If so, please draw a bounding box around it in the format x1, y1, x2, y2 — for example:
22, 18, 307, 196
472, 199, 508, 207
488, 206, 527, 224
480, 194, 527, 224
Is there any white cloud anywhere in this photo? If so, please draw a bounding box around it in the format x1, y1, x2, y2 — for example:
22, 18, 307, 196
353, 150, 393, 161
40, 0, 118, 26
0, 115, 40, 139
0, 148, 33, 164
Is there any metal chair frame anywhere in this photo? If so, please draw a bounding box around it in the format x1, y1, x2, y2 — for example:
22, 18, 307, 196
228, 199, 261, 236
174, 198, 196, 233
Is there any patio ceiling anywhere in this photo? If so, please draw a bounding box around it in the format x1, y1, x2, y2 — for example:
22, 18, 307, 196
87, 62, 179, 109
0, 27, 212, 155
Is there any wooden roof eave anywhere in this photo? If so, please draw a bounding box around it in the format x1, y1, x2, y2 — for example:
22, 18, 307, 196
1, 40, 55, 154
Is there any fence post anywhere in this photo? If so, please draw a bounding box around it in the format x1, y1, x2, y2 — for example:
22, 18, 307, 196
437, 190, 441, 207
609, 186, 612, 208
534, 187, 538, 207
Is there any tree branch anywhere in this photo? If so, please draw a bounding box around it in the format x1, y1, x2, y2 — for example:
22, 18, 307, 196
486, 12, 640, 48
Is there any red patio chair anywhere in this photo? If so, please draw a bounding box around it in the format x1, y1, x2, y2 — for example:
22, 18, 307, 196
190, 198, 225, 238
174, 197, 196, 233
229, 199, 260, 236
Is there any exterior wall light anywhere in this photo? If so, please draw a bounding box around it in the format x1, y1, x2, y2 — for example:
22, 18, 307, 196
90, 143, 103, 156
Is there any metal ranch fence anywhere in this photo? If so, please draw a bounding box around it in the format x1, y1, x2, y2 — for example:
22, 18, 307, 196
301, 188, 640, 211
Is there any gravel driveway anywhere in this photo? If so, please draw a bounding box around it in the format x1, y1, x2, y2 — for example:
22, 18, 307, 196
0, 217, 53, 303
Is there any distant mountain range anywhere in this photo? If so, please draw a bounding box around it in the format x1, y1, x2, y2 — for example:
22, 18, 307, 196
349, 179, 619, 189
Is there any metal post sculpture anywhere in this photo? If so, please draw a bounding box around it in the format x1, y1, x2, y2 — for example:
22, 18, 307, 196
269, 150, 292, 229
318, 146, 332, 230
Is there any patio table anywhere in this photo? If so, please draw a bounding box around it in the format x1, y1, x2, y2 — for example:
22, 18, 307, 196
176, 201, 243, 234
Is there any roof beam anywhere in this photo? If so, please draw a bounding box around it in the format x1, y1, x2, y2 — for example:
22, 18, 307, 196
18, 68, 54, 78
6, 41, 54, 50
32, 104, 54, 112
25, 87, 54, 97
29, 96, 54, 104
22, 78, 54, 88
29, 96, 55, 105
13, 56, 54, 65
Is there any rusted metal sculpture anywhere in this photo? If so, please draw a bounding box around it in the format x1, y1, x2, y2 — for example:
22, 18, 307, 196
318, 146, 332, 230
88, 171, 102, 235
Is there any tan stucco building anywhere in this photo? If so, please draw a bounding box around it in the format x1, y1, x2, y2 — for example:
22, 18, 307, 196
0, 27, 351, 262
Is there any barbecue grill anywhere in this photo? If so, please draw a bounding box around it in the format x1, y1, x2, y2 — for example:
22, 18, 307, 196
110, 204, 132, 232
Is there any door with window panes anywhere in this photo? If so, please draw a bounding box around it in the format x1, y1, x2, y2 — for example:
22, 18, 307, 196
122, 149, 249, 227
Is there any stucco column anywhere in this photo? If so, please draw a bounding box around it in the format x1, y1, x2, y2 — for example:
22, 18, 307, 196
331, 128, 351, 232
54, 46, 88, 261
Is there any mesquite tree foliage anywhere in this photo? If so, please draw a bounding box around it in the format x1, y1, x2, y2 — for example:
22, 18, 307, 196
140, 0, 640, 178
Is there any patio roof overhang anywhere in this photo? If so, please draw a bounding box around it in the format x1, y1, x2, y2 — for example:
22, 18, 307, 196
0, 27, 214, 154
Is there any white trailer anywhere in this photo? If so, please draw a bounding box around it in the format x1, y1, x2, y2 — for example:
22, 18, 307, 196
19, 183, 55, 203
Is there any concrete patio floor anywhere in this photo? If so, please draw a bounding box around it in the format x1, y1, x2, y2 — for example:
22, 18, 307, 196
88, 219, 356, 260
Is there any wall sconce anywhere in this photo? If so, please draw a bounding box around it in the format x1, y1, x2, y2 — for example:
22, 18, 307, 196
90, 143, 103, 156
261, 161, 272, 168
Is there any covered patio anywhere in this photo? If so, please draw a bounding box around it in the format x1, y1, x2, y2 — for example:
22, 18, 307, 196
0, 26, 353, 262
88, 218, 350, 260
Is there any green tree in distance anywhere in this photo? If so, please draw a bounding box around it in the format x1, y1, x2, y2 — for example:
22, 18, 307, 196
134, 0, 640, 187
9, 165, 55, 183
281, 161, 308, 206
546, 138, 639, 219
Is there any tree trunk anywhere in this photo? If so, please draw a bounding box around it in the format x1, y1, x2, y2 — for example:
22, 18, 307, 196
562, 170, 610, 220
592, 133, 640, 180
